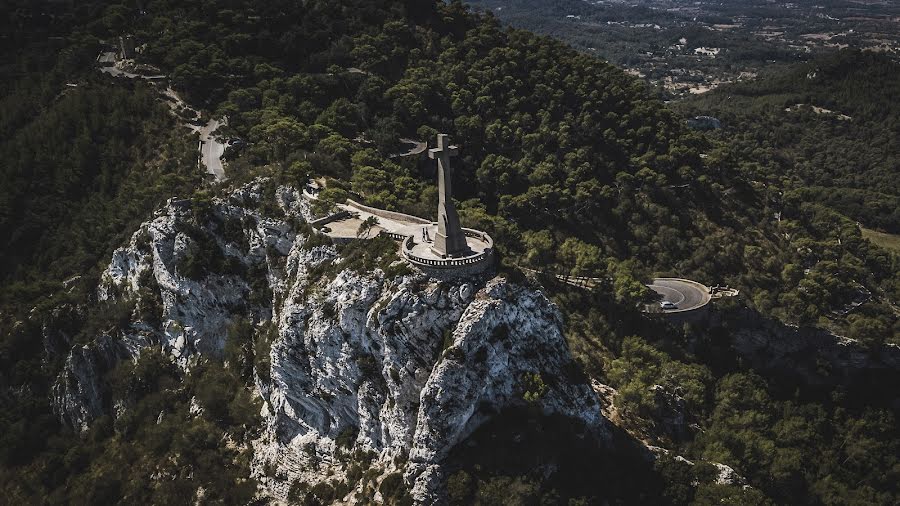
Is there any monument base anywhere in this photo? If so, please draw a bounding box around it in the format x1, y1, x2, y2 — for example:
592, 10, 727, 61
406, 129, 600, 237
431, 231, 470, 258
402, 225, 495, 277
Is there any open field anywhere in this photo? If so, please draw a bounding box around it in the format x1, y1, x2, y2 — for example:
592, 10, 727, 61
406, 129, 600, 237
861, 227, 900, 253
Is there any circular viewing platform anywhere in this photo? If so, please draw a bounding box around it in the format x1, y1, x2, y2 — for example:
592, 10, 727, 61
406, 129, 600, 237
400, 223, 494, 274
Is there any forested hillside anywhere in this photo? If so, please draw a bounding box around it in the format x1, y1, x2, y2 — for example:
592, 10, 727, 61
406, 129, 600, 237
113, 0, 896, 340
0, 1, 897, 505
0, 7, 200, 306
675, 51, 900, 339
680, 50, 900, 233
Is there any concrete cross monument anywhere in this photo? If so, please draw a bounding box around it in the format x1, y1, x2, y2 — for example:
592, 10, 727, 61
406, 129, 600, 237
429, 133, 469, 257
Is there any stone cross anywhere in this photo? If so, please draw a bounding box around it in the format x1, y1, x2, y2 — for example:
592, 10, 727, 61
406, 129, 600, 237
428, 134, 468, 257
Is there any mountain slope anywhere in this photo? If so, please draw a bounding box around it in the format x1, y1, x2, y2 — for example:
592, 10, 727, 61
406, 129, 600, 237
0, 1, 897, 505
680, 50, 900, 232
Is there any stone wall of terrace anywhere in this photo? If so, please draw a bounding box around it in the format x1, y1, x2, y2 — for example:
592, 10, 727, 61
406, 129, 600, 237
401, 228, 494, 275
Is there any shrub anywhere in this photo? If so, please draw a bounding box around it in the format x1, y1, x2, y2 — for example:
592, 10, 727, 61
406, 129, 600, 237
442, 345, 465, 363
335, 425, 359, 449
224, 318, 255, 382
288, 480, 309, 503
356, 354, 379, 380
311, 482, 335, 502
254, 322, 276, 384
447, 471, 474, 505
522, 373, 548, 403
378, 472, 406, 501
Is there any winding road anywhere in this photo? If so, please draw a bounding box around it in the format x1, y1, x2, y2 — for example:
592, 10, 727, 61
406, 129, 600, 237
197, 119, 226, 181
98, 56, 226, 181
647, 278, 711, 313
160, 87, 227, 181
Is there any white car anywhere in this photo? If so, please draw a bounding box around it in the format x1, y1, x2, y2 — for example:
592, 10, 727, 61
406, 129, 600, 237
660, 301, 678, 310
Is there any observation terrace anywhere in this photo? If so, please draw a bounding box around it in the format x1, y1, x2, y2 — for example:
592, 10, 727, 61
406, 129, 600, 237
306, 196, 495, 276
401, 226, 493, 273
307, 133, 495, 277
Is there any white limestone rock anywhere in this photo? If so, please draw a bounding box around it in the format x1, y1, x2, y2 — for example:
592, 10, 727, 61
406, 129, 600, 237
97, 185, 297, 368
53, 182, 298, 429
52, 180, 610, 503
254, 267, 609, 503
52, 334, 126, 432
47, 179, 900, 502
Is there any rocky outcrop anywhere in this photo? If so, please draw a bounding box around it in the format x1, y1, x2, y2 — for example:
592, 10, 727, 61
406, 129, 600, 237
407, 280, 607, 500
255, 237, 608, 501
50, 181, 608, 503
714, 309, 900, 388
52, 334, 125, 432
45, 178, 900, 502
649, 448, 747, 488
52, 182, 297, 430
99, 192, 294, 365
649, 383, 692, 441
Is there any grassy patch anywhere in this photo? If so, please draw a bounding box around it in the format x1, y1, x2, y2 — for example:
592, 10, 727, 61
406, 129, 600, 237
861, 227, 900, 253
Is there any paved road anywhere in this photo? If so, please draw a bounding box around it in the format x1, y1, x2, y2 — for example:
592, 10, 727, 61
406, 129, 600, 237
198, 119, 226, 181
160, 87, 226, 181
162, 88, 227, 181
98, 57, 225, 181
647, 278, 711, 313
163, 87, 226, 181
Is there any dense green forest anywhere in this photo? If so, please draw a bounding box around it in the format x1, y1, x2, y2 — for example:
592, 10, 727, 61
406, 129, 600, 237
1, 4, 236, 504
675, 51, 900, 338
0, 0, 897, 504
680, 50, 900, 233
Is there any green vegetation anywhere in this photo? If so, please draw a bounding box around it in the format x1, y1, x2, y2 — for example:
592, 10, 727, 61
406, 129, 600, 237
63, 0, 892, 338
676, 50, 900, 338
444, 408, 766, 504
521, 372, 548, 403
468, 0, 900, 99
548, 278, 900, 505
0, 79, 200, 308
861, 227, 900, 254
1, 347, 260, 503
607, 336, 711, 432
0, 1, 897, 505
694, 372, 899, 504
378, 472, 412, 506
680, 50, 900, 232
338, 235, 406, 277
0, 6, 213, 502
176, 223, 246, 280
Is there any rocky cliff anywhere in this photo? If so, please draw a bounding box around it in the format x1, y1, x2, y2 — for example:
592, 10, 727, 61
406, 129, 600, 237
50, 181, 609, 502
711, 309, 900, 393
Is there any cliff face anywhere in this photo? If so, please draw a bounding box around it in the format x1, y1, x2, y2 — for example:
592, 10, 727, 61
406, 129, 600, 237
257, 254, 607, 501
51, 181, 608, 502
52, 334, 132, 432
713, 309, 900, 389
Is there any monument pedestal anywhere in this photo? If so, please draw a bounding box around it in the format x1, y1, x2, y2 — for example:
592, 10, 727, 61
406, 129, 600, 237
431, 229, 471, 258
